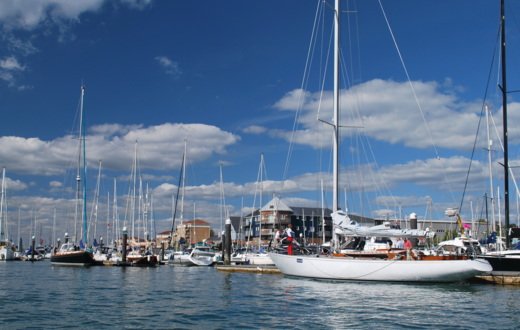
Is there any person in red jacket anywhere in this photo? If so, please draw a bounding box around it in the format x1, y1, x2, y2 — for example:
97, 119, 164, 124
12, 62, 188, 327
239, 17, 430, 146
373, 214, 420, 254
285, 224, 295, 255
404, 238, 413, 260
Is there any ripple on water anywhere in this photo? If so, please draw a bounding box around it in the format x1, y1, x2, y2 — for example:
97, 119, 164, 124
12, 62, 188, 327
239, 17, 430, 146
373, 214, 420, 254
2, 262, 520, 329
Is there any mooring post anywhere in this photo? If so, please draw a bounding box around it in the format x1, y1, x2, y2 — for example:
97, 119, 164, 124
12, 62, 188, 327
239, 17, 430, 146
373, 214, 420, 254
122, 227, 128, 263
31, 236, 35, 261
161, 241, 165, 262
224, 218, 231, 265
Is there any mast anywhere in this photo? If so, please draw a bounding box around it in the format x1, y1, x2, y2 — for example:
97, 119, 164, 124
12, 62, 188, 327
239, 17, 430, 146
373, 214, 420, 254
170, 142, 185, 246
181, 140, 186, 226
78, 85, 87, 246
113, 178, 119, 245
74, 86, 85, 243
219, 161, 224, 238
500, 0, 510, 248
0, 168, 5, 242
131, 141, 138, 241
485, 105, 496, 232
332, 0, 340, 213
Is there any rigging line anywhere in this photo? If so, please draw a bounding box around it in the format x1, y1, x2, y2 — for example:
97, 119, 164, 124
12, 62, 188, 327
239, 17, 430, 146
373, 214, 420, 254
490, 108, 520, 198
377, 0, 439, 160
282, 0, 323, 182
378, 0, 458, 203
458, 23, 501, 215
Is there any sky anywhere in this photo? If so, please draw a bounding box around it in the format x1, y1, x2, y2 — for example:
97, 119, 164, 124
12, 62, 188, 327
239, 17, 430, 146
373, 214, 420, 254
1, 0, 520, 245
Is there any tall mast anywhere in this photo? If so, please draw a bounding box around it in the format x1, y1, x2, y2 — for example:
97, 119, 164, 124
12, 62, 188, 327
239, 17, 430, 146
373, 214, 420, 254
74, 86, 85, 243
181, 139, 186, 225
0, 168, 5, 241
131, 140, 137, 241
500, 0, 510, 248
81, 85, 87, 246
485, 105, 496, 232
332, 0, 340, 213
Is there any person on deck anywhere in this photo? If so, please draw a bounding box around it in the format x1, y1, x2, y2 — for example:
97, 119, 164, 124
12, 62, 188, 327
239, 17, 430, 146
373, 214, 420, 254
285, 224, 295, 255
395, 238, 404, 249
404, 238, 413, 260
274, 227, 282, 248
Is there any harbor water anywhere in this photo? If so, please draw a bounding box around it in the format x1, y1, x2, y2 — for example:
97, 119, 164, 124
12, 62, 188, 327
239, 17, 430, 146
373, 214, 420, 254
1, 261, 519, 329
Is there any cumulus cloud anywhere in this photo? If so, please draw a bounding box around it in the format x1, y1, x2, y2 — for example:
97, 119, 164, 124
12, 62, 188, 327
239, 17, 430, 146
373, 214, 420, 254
0, 56, 25, 86
0, 0, 104, 30
0, 0, 151, 31
0, 56, 25, 70
0, 122, 240, 176
270, 79, 498, 151
3, 176, 28, 191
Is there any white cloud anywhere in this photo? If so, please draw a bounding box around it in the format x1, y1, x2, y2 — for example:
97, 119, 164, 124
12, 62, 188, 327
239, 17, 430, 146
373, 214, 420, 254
0, 56, 25, 70
0, 56, 25, 86
271, 79, 492, 151
0, 122, 240, 176
154, 55, 182, 78
242, 125, 267, 135
0, 0, 105, 30
0, 0, 153, 88
0, 0, 152, 31
3, 176, 28, 191
49, 181, 62, 188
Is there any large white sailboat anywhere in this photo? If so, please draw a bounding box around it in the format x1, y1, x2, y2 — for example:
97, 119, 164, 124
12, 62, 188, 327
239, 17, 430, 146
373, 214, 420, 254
269, 0, 491, 282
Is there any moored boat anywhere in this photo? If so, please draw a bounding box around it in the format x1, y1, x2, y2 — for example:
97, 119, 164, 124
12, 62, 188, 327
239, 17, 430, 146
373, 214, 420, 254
269, 0, 492, 283
50, 242, 96, 266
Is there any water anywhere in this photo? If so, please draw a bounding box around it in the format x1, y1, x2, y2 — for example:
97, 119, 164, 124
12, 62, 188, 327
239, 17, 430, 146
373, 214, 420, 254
1, 261, 519, 329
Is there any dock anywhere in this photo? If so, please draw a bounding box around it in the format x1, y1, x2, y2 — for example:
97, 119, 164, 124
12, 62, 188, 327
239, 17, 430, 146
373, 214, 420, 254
216, 264, 281, 274
476, 272, 520, 285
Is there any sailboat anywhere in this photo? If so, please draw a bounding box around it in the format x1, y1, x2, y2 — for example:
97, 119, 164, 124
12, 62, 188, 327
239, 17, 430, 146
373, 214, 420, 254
0, 168, 16, 261
478, 0, 520, 282
268, 0, 492, 282
232, 154, 274, 265
51, 85, 96, 266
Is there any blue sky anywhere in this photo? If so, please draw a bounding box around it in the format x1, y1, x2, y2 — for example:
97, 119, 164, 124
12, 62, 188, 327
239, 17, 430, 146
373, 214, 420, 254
1, 0, 520, 244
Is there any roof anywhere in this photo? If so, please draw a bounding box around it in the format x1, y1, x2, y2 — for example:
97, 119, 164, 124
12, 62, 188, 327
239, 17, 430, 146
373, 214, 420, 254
260, 196, 293, 213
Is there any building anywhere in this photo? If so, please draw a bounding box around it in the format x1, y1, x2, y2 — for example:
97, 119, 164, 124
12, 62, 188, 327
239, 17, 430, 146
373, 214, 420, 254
244, 196, 335, 245
170, 219, 212, 247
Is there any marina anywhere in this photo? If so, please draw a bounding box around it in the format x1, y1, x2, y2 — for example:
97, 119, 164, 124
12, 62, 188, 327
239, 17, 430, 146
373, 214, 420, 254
2, 0, 520, 327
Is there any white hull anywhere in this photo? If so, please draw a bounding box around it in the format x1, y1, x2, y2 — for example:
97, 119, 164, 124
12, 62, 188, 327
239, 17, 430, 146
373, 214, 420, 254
170, 249, 215, 266
233, 253, 274, 265
189, 255, 214, 266
0, 246, 15, 261
269, 253, 492, 282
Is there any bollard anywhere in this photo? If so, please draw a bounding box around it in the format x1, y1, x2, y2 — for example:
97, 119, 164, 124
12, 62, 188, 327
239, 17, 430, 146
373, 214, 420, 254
161, 241, 165, 262
409, 213, 418, 247
31, 236, 35, 261
122, 227, 128, 263
224, 218, 231, 265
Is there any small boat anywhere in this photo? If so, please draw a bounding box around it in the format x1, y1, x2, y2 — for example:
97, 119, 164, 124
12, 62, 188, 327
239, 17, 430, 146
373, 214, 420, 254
187, 246, 216, 266
126, 247, 158, 267
232, 248, 274, 265
50, 242, 96, 266
0, 241, 15, 261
